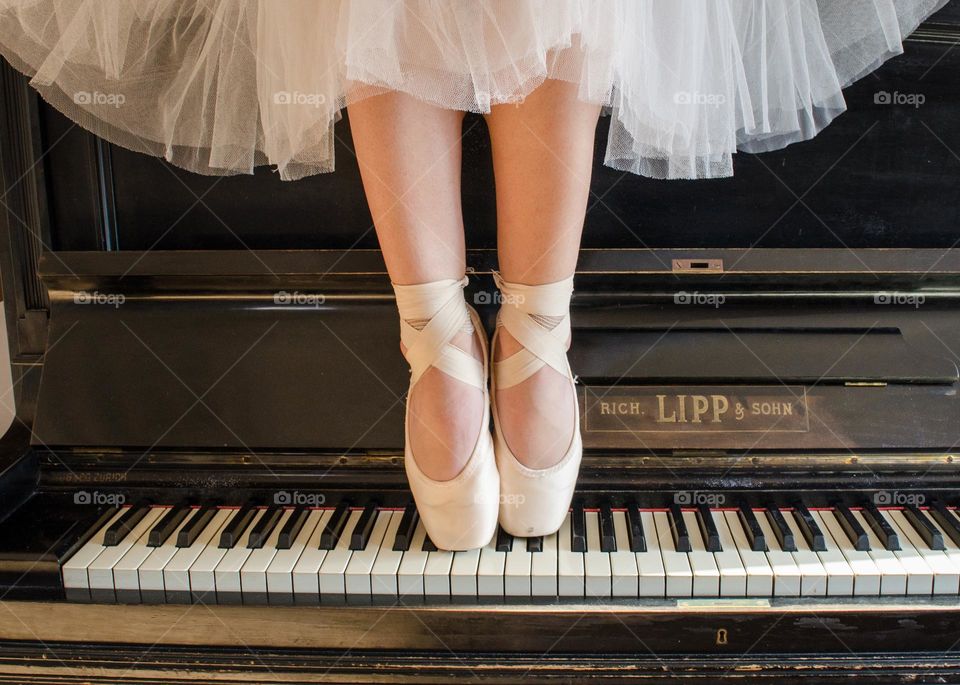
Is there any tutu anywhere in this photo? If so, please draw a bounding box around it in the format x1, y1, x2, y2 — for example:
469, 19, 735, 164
0, 0, 949, 181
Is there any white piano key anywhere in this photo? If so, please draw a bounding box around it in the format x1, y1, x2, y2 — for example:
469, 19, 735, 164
924, 512, 960, 589
754, 511, 801, 597
291, 509, 335, 600
681, 511, 720, 597
423, 545, 455, 597
397, 522, 430, 597
780, 511, 828, 597
370, 512, 405, 598
240, 508, 294, 602
814, 510, 881, 596
848, 509, 907, 596
87, 507, 165, 601
886, 509, 958, 594
213, 508, 267, 602
266, 509, 326, 601
709, 511, 746, 597
721, 511, 773, 597
135, 507, 201, 602
610, 512, 639, 597
504, 534, 533, 597
530, 532, 559, 597
584, 512, 612, 598
345, 511, 393, 597
875, 510, 933, 595
784, 511, 853, 596
189, 509, 247, 602
477, 532, 507, 598
558, 514, 585, 597
318, 509, 363, 600
112, 506, 174, 601
164, 509, 233, 600
636, 511, 666, 597
62, 508, 129, 600
653, 511, 692, 597
450, 545, 482, 597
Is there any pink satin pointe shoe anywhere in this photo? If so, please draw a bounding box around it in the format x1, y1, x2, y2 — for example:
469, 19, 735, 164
392, 275, 500, 551
490, 271, 583, 538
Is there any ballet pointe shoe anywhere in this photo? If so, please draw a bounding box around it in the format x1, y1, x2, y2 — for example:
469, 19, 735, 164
490, 271, 583, 538
392, 275, 499, 551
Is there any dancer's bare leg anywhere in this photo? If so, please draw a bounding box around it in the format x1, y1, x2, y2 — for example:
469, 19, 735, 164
484, 78, 601, 468
348, 91, 480, 481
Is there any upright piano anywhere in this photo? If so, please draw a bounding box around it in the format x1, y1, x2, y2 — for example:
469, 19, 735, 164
0, 4, 959, 682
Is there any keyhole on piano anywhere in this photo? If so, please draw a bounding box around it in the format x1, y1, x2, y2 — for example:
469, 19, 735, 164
715, 629, 729, 646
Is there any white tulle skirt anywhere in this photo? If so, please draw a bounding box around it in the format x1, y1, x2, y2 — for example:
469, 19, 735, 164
0, 0, 948, 181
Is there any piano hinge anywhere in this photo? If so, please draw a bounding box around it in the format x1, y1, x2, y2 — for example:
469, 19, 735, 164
672, 258, 723, 274
844, 381, 887, 387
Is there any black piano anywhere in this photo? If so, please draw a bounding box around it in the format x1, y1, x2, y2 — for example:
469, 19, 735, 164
0, 4, 959, 682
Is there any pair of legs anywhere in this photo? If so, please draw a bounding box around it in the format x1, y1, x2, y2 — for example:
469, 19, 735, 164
347, 79, 600, 482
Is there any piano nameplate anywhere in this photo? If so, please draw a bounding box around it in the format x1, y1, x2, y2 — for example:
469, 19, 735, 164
582, 385, 810, 434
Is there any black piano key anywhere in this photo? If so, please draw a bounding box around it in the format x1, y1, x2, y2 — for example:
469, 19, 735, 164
320, 500, 352, 550
737, 504, 769, 552
667, 504, 691, 553
625, 501, 646, 553
792, 503, 827, 552
496, 526, 514, 553
765, 506, 796, 552
929, 501, 960, 547
861, 502, 900, 551
422, 533, 438, 552
177, 506, 217, 548
527, 536, 543, 553
571, 502, 587, 553
903, 504, 945, 551
392, 502, 419, 552
276, 507, 309, 550
834, 504, 870, 551
147, 504, 192, 547
103, 502, 152, 546
737, 504, 767, 552
695, 504, 721, 552
350, 504, 379, 551
599, 506, 617, 553
218, 504, 258, 549
248, 507, 284, 549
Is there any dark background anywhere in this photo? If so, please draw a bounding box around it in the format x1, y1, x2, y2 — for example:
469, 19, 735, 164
32, 2, 960, 254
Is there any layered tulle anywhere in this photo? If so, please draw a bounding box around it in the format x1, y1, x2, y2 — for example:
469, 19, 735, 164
0, 0, 948, 181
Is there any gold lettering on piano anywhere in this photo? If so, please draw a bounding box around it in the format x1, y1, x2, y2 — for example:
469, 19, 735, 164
584, 386, 809, 433
599, 401, 642, 416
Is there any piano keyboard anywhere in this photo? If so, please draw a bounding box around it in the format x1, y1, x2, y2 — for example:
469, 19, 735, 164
60, 500, 960, 604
